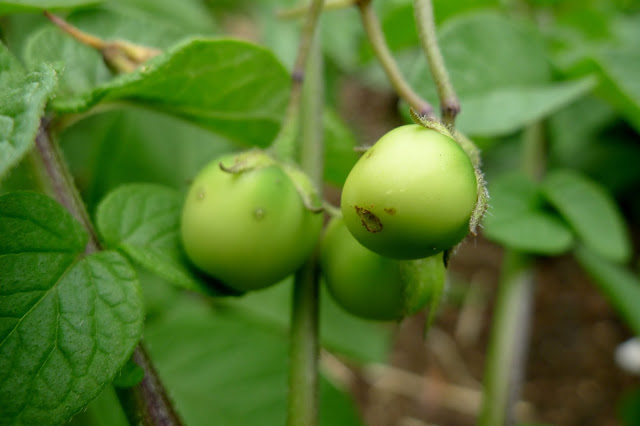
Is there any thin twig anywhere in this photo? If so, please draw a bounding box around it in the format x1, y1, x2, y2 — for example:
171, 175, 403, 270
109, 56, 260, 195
44, 10, 105, 49
358, 0, 434, 118
413, 0, 459, 125
34, 123, 183, 426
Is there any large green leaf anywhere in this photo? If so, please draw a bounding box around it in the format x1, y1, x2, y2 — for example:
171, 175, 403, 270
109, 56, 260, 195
0, 0, 98, 14
575, 247, 640, 336
482, 173, 574, 254
541, 169, 631, 263
95, 183, 238, 296
0, 191, 143, 425
0, 43, 57, 179
49, 37, 289, 147
405, 12, 593, 136
456, 78, 596, 137
144, 295, 363, 426
23, 6, 190, 102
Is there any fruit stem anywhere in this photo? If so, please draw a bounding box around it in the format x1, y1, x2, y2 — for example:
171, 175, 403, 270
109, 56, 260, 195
270, 0, 326, 162
286, 4, 325, 426
412, 0, 460, 126
480, 123, 544, 426
44, 10, 105, 49
33, 122, 183, 426
358, 0, 434, 118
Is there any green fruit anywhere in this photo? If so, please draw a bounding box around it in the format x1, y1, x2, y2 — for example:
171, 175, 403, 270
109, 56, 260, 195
181, 150, 323, 292
320, 217, 443, 321
341, 124, 477, 259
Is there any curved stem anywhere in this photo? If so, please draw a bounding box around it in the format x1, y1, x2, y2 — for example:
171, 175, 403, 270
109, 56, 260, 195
357, 0, 434, 118
270, 0, 326, 161
44, 10, 105, 49
33, 123, 183, 426
287, 21, 324, 426
413, 0, 459, 125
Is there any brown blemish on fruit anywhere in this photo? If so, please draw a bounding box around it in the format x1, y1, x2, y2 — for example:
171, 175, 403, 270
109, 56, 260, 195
253, 208, 266, 221
354, 205, 383, 233
384, 207, 396, 215
196, 189, 206, 201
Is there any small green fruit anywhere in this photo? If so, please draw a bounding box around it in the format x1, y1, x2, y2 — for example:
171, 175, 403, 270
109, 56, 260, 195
181, 150, 323, 292
320, 217, 444, 321
341, 124, 477, 259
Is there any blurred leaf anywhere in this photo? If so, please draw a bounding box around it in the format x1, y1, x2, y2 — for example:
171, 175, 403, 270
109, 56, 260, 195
109, 0, 216, 34
0, 0, 99, 13
144, 295, 363, 426
575, 246, 640, 336
482, 173, 574, 254
59, 106, 235, 212
323, 108, 359, 187
541, 169, 631, 263
618, 388, 640, 426
229, 279, 392, 363
0, 191, 143, 425
456, 77, 596, 137
0, 43, 57, 179
595, 45, 640, 132
52, 38, 288, 147
68, 386, 129, 426
23, 6, 191, 100
112, 358, 144, 388
95, 184, 238, 296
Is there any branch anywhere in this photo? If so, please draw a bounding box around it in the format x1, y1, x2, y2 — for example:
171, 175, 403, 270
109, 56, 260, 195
287, 8, 325, 426
413, 0, 459, 125
358, 0, 434, 118
33, 123, 183, 426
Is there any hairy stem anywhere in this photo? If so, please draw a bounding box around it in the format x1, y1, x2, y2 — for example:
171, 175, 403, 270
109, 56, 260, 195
287, 26, 324, 426
358, 0, 434, 117
413, 0, 459, 125
33, 123, 183, 426
270, 0, 326, 161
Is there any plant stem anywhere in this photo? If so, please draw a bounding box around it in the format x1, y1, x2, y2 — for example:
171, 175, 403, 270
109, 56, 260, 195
480, 123, 544, 426
479, 252, 534, 426
33, 123, 183, 426
413, 0, 459, 125
287, 26, 324, 426
270, 0, 326, 161
116, 344, 183, 426
357, 0, 434, 118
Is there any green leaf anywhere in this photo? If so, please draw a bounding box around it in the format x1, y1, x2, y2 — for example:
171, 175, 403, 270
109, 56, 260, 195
575, 246, 640, 336
0, 191, 143, 425
323, 108, 359, 187
144, 295, 363, 426
49, 38, 289, 148
95, 183, 238, 296
109, 0, 216, 34
0, 43, 57, 179
23, 6, 194, 102
456, 78, 596, 137
482, 173, 574, 254
541, 169, 631, 263
0, 0, 99, 14
58, 106, 235, 212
